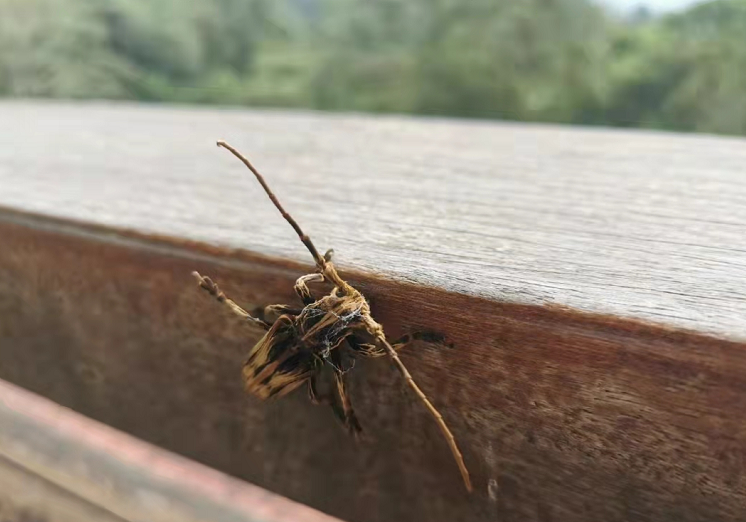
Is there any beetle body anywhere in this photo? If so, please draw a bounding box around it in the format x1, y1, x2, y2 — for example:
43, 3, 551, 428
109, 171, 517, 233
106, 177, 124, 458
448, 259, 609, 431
193, 141, 472, 492
242, 266, 384, 401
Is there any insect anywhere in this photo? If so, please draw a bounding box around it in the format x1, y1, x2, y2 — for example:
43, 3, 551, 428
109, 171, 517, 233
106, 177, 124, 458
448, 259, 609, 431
192, 140, 472, 492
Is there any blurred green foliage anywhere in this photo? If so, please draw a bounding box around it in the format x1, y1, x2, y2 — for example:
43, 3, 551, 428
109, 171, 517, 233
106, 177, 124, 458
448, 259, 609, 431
1, 0, 744, 135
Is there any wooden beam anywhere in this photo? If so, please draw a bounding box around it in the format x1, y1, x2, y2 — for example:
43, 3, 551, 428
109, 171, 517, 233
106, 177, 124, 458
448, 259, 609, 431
1, 101, 746, 522
0, 377, 342, 522
2, 100, 744, 340
2, 206, 746, 522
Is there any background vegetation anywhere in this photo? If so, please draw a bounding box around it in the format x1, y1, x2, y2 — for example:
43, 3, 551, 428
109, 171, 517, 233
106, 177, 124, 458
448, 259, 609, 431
1, 0, 745, 135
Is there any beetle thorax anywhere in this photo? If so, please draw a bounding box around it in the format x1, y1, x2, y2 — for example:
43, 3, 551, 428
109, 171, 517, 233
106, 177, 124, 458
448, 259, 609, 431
297, 290, 368, 355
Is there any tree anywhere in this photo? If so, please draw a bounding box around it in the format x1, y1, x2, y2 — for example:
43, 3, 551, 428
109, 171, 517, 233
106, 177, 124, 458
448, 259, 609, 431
0, 0, 129, 97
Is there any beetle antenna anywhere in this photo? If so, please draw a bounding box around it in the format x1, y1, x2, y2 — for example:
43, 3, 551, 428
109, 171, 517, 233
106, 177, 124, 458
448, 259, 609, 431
217, 140, 326, 269
378, 336, 473, 492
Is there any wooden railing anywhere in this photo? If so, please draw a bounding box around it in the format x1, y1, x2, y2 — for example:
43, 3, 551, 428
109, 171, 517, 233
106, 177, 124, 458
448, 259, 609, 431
1, 100, 745, 522
0, 379, 341, 522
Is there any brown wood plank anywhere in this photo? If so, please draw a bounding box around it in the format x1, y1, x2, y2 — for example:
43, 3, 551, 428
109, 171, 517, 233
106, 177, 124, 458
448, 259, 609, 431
1, 207, 745, 522
0, 376, 342, 522
1, 100, 745, 340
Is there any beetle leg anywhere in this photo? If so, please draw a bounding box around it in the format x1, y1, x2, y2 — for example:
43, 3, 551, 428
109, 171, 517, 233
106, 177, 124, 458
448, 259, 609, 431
347, 334, 385, 357
192, 271, 270, 330
307, 372, 359, 435
307, 374, 324, 405
391, 331, 452, 351
307, 373, 335, 407
294, 273, 325, 305
331, 369, 362, 436
330, 349, 362, 436
263, 304, 303, 323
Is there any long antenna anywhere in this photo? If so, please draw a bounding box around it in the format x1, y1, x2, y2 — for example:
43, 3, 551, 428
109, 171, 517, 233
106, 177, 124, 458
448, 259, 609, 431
217, 140, 326, 269
378, 336, 473, 492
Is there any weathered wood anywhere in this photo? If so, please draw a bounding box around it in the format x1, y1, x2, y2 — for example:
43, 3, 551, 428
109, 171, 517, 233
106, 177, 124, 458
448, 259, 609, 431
1, 100, 745, 340
0, 378, 342, 522
1, 100, 746, 522
1, 207, 746, 522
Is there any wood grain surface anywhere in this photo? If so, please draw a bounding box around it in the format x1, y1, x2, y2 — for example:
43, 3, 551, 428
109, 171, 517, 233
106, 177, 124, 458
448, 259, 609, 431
2, 100, 746, 522
2, 208, 746, 522
0, 377, 342, 522
1, 100, 745, 340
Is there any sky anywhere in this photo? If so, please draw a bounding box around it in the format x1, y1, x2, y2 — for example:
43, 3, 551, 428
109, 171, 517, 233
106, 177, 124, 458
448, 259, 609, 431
600, 0, 707, 12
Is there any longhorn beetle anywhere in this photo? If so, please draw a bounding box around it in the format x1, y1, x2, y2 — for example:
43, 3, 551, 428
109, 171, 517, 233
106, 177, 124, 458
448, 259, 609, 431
192, 141, 472, 492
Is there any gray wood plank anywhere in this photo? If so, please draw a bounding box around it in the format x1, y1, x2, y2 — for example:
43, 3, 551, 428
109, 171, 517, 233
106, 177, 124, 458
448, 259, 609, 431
1, 99, 744, 338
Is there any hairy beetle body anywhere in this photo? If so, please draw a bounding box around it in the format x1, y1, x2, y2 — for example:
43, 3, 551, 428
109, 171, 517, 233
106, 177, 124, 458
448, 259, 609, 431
243, 280, 382, 399
242, 315, 316, 400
